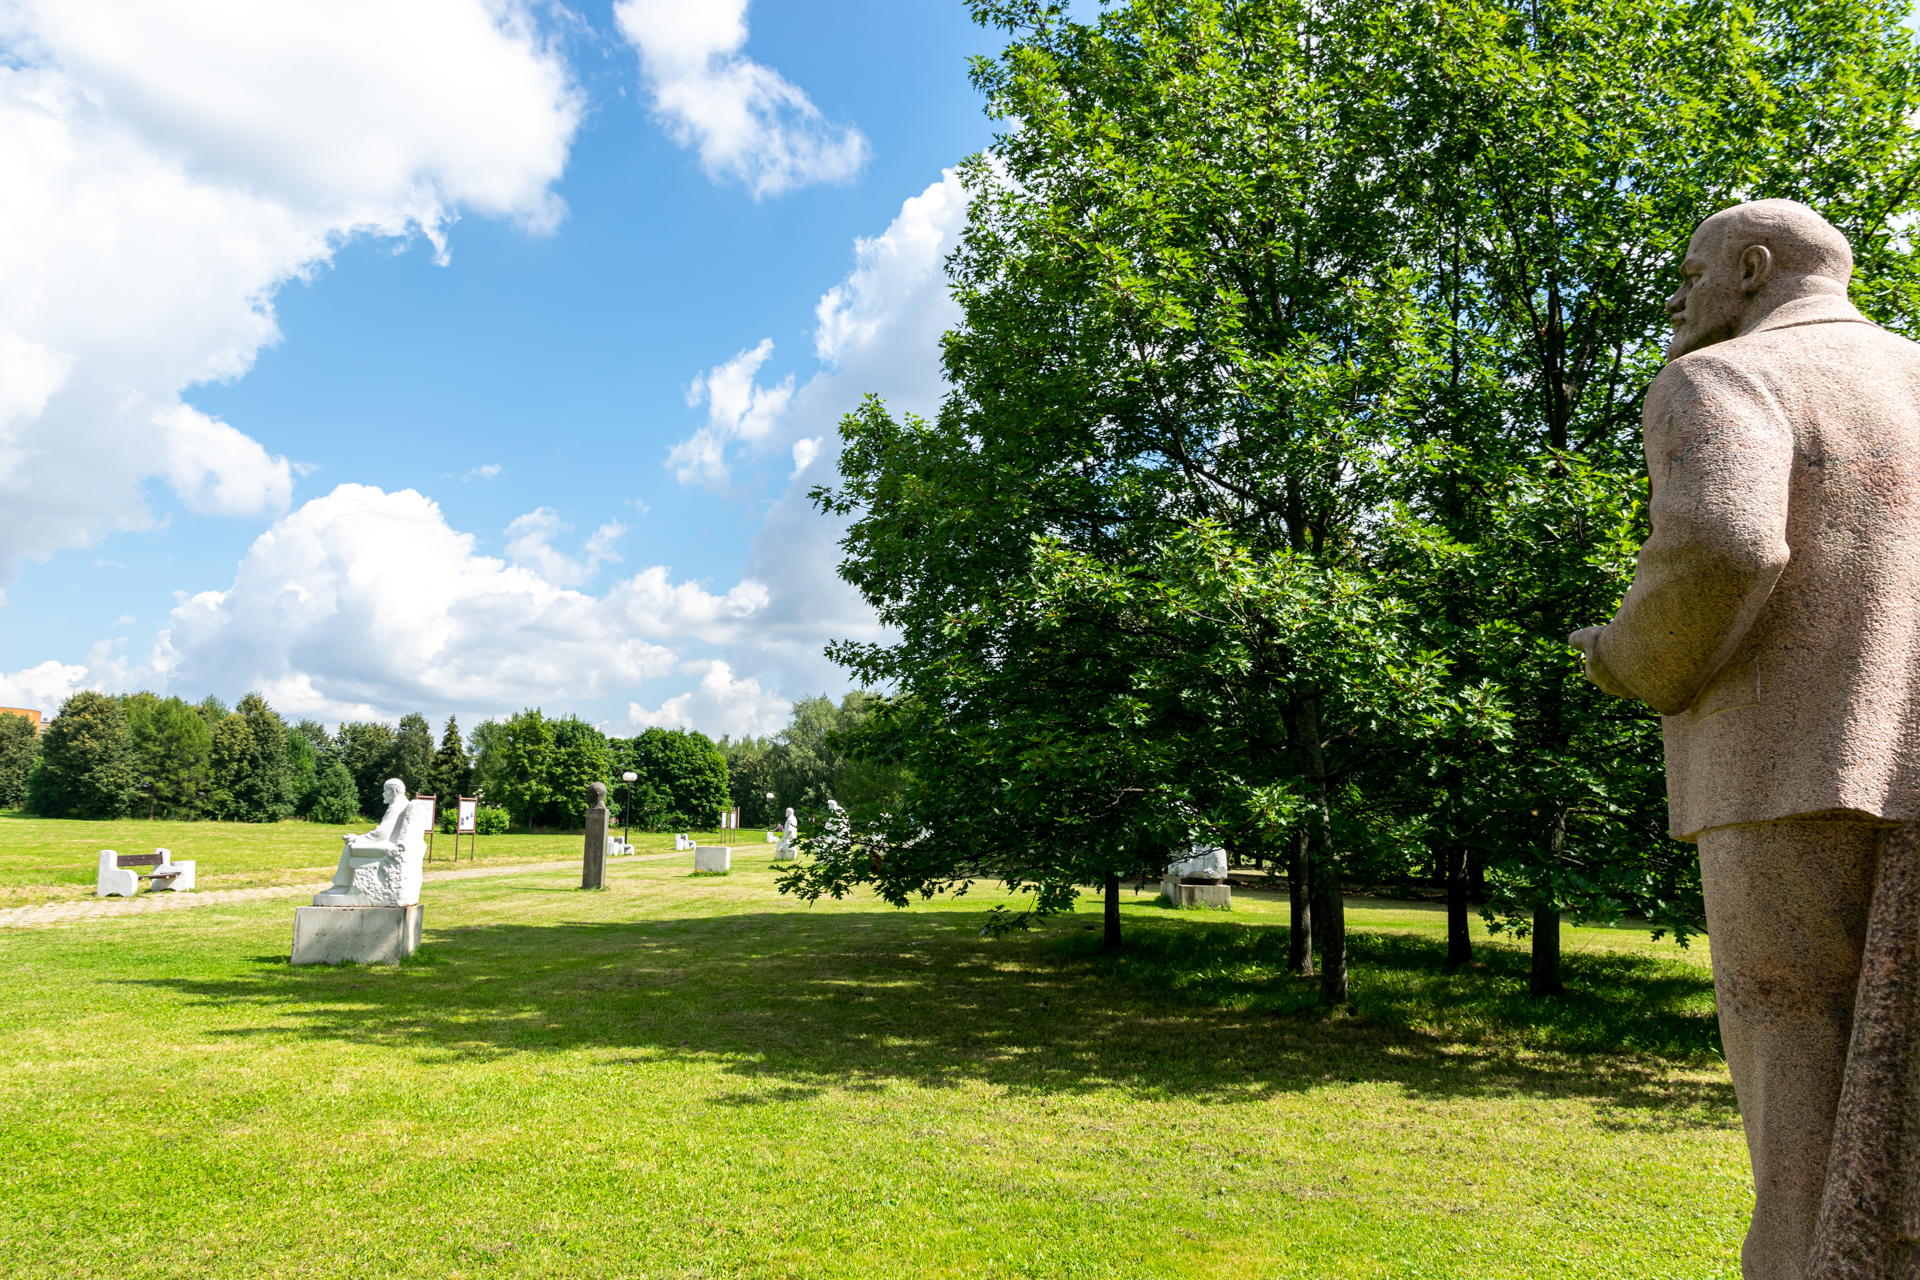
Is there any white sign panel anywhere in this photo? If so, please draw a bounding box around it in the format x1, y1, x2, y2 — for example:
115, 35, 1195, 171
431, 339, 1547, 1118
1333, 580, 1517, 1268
457, 798, 477, 834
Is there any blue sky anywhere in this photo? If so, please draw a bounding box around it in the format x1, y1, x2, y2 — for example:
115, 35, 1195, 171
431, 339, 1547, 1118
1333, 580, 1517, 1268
0, 0, 1020, 737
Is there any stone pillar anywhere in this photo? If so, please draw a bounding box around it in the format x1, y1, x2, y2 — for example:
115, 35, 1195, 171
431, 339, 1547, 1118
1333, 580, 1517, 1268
583, 782, 608, 890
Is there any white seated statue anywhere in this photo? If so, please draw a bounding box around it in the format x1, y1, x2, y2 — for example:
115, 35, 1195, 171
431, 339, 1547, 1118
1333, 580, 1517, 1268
774, 806, 800, 860
314, 778, 430, 907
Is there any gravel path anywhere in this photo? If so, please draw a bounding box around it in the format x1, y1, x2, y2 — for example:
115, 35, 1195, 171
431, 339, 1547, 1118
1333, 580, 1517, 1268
0, 851, 690, 930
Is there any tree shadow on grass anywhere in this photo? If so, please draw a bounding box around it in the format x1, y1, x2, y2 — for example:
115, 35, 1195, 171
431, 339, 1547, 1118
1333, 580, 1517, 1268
126, 908, 1734, 1129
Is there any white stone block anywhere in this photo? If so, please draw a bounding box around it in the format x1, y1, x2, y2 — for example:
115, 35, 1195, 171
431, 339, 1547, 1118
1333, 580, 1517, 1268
291, 904, 424, 965
694, 845, 731, 873
1167, 846, 1228, 880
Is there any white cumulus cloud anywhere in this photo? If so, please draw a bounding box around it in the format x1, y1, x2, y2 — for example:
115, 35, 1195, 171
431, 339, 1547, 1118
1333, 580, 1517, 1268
666, 169, 969, 697
629, 660, 791, 738
153, 484, 769, 723
0, 659, 92, 714
614, 0, 868, 198
0, 0, 582, 599
671, 337, 797, 488
504, 509, 627, 587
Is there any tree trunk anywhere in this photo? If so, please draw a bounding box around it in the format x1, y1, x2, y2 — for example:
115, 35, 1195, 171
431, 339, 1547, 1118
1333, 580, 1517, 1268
1446, 843, 1473, 968
1288, 825, 1314, 977
1530, 808, 1566, 997
1530, 903, 1563, 996
1103, 872, 1122, 955
1312, 843, 1347, 1004
1290, 692, 1346, 1004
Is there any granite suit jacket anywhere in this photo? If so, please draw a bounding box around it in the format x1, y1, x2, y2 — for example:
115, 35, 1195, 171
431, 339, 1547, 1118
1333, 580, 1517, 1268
1589, 292, 1920, 840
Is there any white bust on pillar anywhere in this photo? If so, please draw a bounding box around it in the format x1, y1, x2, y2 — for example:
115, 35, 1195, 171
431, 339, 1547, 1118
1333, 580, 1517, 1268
314, 778, 430, 907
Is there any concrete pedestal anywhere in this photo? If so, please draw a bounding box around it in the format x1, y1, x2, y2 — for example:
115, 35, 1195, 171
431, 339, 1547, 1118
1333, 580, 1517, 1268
583, 805, 608, 890
292, 904, 423, 965
694, 845, 731, 873
1161, 879, 1231, 910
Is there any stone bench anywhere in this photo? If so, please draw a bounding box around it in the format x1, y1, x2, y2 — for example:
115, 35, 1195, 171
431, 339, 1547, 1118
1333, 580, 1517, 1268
97, 848, 195, 896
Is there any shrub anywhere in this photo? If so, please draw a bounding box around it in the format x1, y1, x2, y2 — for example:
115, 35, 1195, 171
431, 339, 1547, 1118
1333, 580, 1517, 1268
436, 804, 510, 835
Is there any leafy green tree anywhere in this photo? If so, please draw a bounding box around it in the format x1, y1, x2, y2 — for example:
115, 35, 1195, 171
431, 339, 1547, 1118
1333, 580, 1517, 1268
804, 0, 1920, 1002
429, 716, 472, 803
126, 695, 212, 819
544, 717, 611, 828
120, 691, 163, 817
392, 713, 434, 797
622, 728, 728, 830
27, 691, 136, 819
764, 692, 911, 817
494, 708, 555, 832
1383, 0, 1920, 990
193, 695, 228, 730
721, 735, 778, 826
808, 0, 1440, 994
791, 524, 1466, 958
468, 718, 508, 805
310, 760, 360, 824
206, 713, 249, 819
0, 711, 40, 809
224, 693, 293, 822
336, 721, 397, 818
285, 731, 319, 817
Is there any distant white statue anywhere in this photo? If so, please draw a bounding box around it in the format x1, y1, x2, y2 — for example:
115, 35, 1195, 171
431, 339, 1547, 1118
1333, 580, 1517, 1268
314, 779, 430, 907
1168, 845, 1228, 882
774, 806, 800, 861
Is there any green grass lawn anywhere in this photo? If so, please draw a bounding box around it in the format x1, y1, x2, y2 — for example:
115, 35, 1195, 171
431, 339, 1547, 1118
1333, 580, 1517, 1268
0, 818, 1746, 1278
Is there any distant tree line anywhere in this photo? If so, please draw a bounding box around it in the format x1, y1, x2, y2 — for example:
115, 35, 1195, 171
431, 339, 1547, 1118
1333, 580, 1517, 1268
720, 691, 910, 827
3, 691, 876, 834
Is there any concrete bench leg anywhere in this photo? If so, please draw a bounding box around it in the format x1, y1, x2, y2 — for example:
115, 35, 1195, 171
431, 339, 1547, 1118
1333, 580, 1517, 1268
96, 851, 137, 897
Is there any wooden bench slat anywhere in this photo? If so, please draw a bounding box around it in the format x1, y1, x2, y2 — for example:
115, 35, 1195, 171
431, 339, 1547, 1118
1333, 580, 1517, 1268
117, 854, 164, 867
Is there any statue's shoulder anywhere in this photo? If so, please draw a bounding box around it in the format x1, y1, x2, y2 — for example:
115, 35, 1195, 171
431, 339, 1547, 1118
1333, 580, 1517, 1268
1646, 346, 1763, 412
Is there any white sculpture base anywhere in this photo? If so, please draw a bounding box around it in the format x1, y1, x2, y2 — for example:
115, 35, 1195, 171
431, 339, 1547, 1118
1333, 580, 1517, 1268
1162, 880, 1231, 910
694, 845, 731, 873
292, 905, 423, 965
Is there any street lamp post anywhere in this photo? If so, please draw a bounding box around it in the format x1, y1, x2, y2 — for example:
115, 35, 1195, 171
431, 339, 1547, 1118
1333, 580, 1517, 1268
622, 772, 637, 845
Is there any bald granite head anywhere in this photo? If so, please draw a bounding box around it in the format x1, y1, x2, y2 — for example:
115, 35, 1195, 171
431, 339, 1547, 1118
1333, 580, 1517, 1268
1665, 199, 1854, 360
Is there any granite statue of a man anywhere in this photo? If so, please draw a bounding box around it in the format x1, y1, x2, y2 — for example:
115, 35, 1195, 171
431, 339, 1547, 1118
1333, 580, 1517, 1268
1571, 199, 1920, 1279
